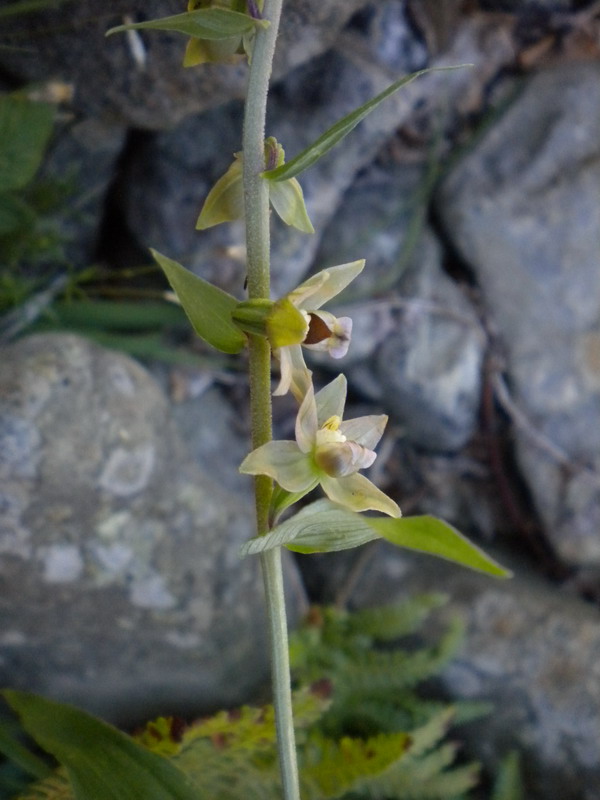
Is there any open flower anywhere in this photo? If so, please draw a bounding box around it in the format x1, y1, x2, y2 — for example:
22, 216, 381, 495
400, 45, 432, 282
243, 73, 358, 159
240, 374, 401, 517
273, 259, 364, 400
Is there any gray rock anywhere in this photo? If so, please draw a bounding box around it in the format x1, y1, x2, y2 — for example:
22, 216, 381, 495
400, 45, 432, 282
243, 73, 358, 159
40, 117, 126, 266
0, 0, 369, 130
436, 62, 600, 566
316, 160, 485, 452
306, 544, 600, 800
0, 334, 304, 722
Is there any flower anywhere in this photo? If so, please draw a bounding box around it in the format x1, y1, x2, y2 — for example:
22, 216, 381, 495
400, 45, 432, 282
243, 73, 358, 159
273, 260, 364, 400
240, 374, 401, 517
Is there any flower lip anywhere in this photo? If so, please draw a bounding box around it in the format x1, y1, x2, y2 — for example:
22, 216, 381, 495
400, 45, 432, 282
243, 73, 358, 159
304, 313, 332, 345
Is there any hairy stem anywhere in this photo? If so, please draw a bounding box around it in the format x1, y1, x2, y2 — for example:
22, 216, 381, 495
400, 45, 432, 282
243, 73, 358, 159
242, 2, 300, 799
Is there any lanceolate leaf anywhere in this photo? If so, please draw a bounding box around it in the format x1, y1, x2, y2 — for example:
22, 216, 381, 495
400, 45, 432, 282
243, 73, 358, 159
151, 249, 246, 354
241, 500, 511, 577
367, 515, 512, 578
3, 691, 203, 800
106, 8, 264, 40
240, 499, 380, 556
263, 66, 469, 182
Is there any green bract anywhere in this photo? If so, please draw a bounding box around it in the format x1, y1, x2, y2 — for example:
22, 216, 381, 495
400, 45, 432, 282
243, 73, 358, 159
151, 249, 246, 354
196, 138, 314, 233
105, 4, 268, 67
240, 374, 401, 517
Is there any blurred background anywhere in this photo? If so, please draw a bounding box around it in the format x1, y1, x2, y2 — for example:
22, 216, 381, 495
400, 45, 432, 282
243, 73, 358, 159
0, 1, 599, 797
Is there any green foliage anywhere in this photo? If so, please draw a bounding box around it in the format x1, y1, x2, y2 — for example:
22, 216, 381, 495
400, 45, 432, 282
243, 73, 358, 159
106, 8, 265, 42
262, 67, 468, 183
3, 691, 202, 800
4, 598, 485, 800
491, 752, 524, 800
150, 248, 246, 355
241, 499, 511, 578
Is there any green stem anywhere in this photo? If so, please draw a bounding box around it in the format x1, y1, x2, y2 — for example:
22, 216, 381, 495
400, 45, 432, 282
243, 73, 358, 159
242, 2, 300, 800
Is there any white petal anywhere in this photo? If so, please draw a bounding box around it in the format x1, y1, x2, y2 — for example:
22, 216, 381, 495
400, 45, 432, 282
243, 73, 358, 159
295, 383, 318, 454
315, 374, 347, 427
320, 473, 401, 517
240, 441, 317, 492
340, 414, 388, 450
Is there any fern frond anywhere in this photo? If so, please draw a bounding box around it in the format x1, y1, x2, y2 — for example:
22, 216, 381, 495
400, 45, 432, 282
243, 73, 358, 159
347, 595, 449, 642
302, 731, 410, 799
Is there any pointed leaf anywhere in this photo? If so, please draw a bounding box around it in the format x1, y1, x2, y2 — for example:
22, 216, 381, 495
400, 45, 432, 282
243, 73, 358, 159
196, 156, 244, 229
240, 499, 380, 556
263, 66, 469, 182
269, 177, 314, 233
366, 515, 512, 577
151, 249, 246, 354
106, 8, 262, 40
3, 690, 203, 800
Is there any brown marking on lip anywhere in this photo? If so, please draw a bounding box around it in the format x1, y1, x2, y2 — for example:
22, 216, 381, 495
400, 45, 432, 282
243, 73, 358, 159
304, 313, 332, 344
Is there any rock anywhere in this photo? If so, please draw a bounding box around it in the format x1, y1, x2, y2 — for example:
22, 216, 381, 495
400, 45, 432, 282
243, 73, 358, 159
0, 334, 305, 723
303, 544, 600, 800
436, 62, 600, 566
0, 0, 369, 130
316, 159, 485, 452
40, 116, 127, 266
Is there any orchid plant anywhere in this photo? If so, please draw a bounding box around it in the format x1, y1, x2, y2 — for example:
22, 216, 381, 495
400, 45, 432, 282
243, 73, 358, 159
101, 6, 511, 799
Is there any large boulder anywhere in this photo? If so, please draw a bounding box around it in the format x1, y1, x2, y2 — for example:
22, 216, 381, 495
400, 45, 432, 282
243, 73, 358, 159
0, 334, 304, 723
437, 63, 600, 567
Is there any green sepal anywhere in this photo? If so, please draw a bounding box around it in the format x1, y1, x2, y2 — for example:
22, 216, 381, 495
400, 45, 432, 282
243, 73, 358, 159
263, 66, 470, 182
2, 690, 202, 800
183, 34, 242, 66
105, 8, 266, 41
367, 515, 512, 578
151, 249, 246, 354
269, 177, 314, 233
196, 155, 244, 230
